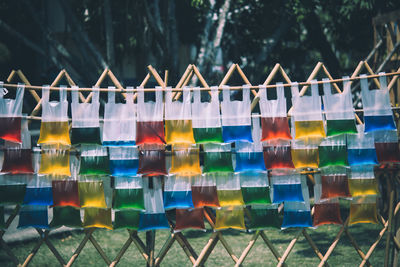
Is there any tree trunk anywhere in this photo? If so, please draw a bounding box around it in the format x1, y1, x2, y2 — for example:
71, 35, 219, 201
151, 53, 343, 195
104, 0, 115, 69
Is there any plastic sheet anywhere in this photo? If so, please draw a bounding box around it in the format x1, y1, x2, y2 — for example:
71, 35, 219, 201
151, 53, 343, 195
39, 149, 71, 176
52, 179, 80, 207
216, 173, 244, 207
192, 86, 223, 143
360, 73, 396, 132
170, 144, 201, 175
114, 210, 140, 230
271, 170, 304, 203
0, 83, 24, 143
221, 85, 252, 143
191, 175, 220, 208
347, 125, 378, 166
240, 172, 271, 205
215, 206, 245, 231
318, 135, 348, 167
109, 146, 139, 176
79, 145, 109, 175
348, 165, 379, 197
37, 85, 71, 146
18, 205, 49, 229
137, 145, 167, 176
281, 183, 312, 229
50, 206, 82, 228
78, 180, 107, 208
291, 140, 319, 169
164, 176, 194, 210
83, 208, 113, 230
136, 86, 165, 145
174, 208, 205, 231
373, 130, 400, 163
349, 195, 378, 225
247, 205, 281, 230
103, 87, 136, 146
23, 175, 53, 205
263, 143, 295, 170
320, 167, 351, 199
70, 87, 101, 145
113, 176, 144, 210
322, 77, 357, 136
203, 143, 233, 173
165, 87, 195, 145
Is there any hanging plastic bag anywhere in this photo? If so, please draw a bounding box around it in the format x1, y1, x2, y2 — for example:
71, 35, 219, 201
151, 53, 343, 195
18, 205, 49, 229
191, 174, 220, 208
322, 77, 357, 136
78, 179, 107, 208
347, 125, 378, 166
114, 210, 141, 230
164, 175, 194, 210
170, 144, 201, 176
37, 85, 71, 147
318, 135, 348, 168
191, 86, 223, 143
203, 143, 233, 173
221, 85, 252, 143
70, 86, 101, 145
320, 166, 351, 199
0, 207, 5, 229
271, 169, 304, 203
174, 208, 206, 232
137, 144, 167, 176
79, 145, 109, 175
50, 206, 82, 228
109, 146, 139, 176
259, 83, 291, 141
113, 176, 145, 210
263, 141, 295, 170
0, 174, 26, 205
291, 81, 325, 141
349, 195, 378, 225
138, 177, 169, 231
39, 148, 71, 176
83, 208, 113, 230
374, 130, 400, 163
103, 86, 136, 146
291, 140, 319, 169
215, 206, 245, 231
136, 86, 165, 145
247, 204, 281, 230
52, 179, 80, 207
360, 73, 396, 132
235, 116, 266, 172
216, 173, 244, 207
23, 175, 53, 205
240, 172, 271, 205
348, 165, 379, 197
165, 86, 195, 145
0, 82, 24, 143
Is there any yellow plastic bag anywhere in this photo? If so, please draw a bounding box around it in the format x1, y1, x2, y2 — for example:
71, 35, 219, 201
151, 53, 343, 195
349, 196, 378, 225
215, 206, 245, 230
78, 180, 107, 208
216, 173, 244, 207
39, 149, 71, 176
83, 208, 113, 230
170, 144, 201, 176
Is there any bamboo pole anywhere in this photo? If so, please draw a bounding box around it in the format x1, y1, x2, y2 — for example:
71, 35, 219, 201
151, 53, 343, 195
363, 61, 382, 88
147, 65, 165, 88
235, 231, 260, 266
110, 234, 133, 267
302, 229, 329, 266
154, 234, 175, 266
193, 231, 219, 267
36, 229, 66, 265
66, 228, 96, 267
129, 230, 149, 262
345, 229, 372, 266
277, 230, 303, 267
235, 64, 257, 97
385, 180, 395, 267
83, 68, 109, 103
219, 64, 237, 87
259, 231, 286, 265
89, 234, 111, 265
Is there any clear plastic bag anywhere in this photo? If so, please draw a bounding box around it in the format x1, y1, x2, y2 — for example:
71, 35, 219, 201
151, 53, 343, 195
50, 206, 82, 229
373, 130, 400, 163
263, 141, 295, 170
203, 143, 233, 173
216, 173, 244, 207
291, 140, 319, 169
349, 195, 378, 225
114, 210, 141, 230
170, 144, 201, 176
0, 174, 26, 205
360, 73, 396, 132
271, 169, 303, 203
79, 145, 110, 175
318, 135, 348, 167
247, 204, 281, 230
0, 82, 24, 143
348, 165, 379, 197
137, 145, 167, 176
18, 205, 49, 229
52, 179, 80, 207
174, 208, 205, 232
113, 176, 144, 210
164, 175, 194, 210
39, 148, 71, 176
37, 85, 71, 147
320, 166, 351, 199
78, 179, 107, 208
347, 125, 378, 166
109, 146, 139, 176
191, 174, 220, 208
70, 86, 101, 145
192, 86, 223, 143
23, 175, 53, 205
322, 77, 357, 136
221, 85, 252, 143
103, 86, 136, 146
239, 172, 271, 205
214, 206, 245, 231
259, 83, 291, 141
83, 208, 113, 230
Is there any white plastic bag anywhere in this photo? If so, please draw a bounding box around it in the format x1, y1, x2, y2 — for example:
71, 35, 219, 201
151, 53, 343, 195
215, 173, 244, 207
347, 125, 378, 166
109, 146, 139, 176
164, 175, 193, 210
348, 165, 379, 197
271, 169, 303, 203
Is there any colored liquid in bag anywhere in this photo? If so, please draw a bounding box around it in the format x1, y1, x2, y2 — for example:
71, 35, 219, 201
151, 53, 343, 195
215, 208, 245, 230
83, 208, 113, 230
313, 203, 343, 227
0, 117, 21, 143
347, 149, 378, 166
282, 210, 312, 228
78, 182, 107, 208
113, 188, 145, 210
38, 121, 71, 146
261, 117, 292, 141
39, 151, 71, 176
18, 207, 49, 229
321, 175, 351, 199
110, 159, 138, 176
52, 180, 80, 207
1, 149, 34, 174
203, 152, 233, 173
79, 156, 110, 175
103, 140, 136, 147
114, 210, 140, 230
349, 203, 378, 225
165, 120, 195, 145
318, 145, 348, 167
247, 208, 281, 230
23, 187, 53, 205
175, 208, 205, 231
193, 127, 223, 144
375, 142, 400, 163
0, 184, 26, 204
326, 119, 357, 136
139, 213, 170, 231
137, 149, 167, 176
164, 191, 194, 210
364, 115, 396, 133
191, 186, 220, 208
241, 187, 271, 205
291, 148, 319, 169
0, 207, 5, 229
294, 120, 325, 140
136, 121, 165, 145
71, 127, 101, 145
273, 184, 303, 203
170, 150, 201, 175
222, 125, 252, 143
50, 206, 82, 228
348, 179, 379, 197
217, 190, 244, 207
235, 152, 266, 172
263, 146, 295, 169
